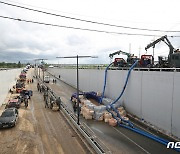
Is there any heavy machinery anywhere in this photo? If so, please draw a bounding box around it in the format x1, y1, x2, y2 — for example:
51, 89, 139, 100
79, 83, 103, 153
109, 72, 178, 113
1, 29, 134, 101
109, 50, 139, 67
139, 55, 154, 67
145, 35, 180, 67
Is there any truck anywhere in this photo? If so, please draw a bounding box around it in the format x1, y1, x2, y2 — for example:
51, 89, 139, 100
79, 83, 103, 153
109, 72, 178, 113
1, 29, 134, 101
109, 50, 139, 67
145, 35, 180, 68
44, 75, 50, 83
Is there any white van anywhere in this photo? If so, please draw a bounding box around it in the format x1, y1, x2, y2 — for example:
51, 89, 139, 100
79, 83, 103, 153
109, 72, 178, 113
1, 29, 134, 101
44, 76, 50, 83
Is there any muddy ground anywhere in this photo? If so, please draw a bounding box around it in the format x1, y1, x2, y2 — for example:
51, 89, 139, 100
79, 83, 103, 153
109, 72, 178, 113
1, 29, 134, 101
0, 68, 93, 154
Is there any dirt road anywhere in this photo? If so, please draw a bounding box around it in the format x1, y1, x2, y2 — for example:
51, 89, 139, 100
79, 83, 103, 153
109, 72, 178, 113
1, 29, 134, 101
0, 68, 93, 154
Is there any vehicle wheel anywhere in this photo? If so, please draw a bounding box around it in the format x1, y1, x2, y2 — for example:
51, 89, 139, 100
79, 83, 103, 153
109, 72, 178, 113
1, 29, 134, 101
13, 121, 16, 127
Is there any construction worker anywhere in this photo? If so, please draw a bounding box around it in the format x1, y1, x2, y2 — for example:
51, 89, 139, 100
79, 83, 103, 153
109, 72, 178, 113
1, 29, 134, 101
44, 93, 49, 108
37, 83, 40, 91
43, 90, 48, 101
39, 84, 43, 93
56, 97, 61, 110
9, 88, 13, 94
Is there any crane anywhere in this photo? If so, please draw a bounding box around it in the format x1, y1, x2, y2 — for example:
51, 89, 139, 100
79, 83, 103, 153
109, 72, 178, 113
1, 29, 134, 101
109, 50, 139, 67
109, 50, 134, 59
145, 35, 180, 67
145, 35, 175, 55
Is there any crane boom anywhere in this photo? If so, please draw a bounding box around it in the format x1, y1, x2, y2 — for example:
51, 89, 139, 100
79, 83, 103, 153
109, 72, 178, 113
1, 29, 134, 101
145, 35, 175, 55
109, 50, 133, 59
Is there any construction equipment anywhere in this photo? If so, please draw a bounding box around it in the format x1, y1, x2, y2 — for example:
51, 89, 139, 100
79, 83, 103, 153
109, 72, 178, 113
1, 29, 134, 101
139, 55, 154, 67
113, 58, 127, 67
145, 35, 180, 67
109, 50, 139, 67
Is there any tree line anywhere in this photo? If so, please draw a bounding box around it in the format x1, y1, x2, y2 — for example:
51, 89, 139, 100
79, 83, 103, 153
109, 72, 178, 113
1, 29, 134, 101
0, 61, 24, 68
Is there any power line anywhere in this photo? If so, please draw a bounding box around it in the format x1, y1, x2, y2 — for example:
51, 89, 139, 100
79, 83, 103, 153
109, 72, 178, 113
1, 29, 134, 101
1, 0, 180, 33
6, 0, 180, 26
2, 15, 179, 37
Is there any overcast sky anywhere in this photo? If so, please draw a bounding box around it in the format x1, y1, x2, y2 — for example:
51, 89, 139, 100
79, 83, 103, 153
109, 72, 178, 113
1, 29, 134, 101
1, 0, 180, 64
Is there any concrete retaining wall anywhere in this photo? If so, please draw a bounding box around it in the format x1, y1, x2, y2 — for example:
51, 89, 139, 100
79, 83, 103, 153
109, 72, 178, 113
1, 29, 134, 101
0, 69, 21, 106
48, 68, 180, 138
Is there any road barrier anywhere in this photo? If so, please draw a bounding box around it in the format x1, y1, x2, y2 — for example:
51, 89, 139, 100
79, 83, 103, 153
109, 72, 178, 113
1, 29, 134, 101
37, 77, 111, 154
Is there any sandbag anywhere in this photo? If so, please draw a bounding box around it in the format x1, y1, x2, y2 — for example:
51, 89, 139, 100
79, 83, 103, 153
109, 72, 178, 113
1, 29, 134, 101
98, 115, 104, 121
119, 110, 127, 117
117, 106, 124, 112
104, 112, 112, 123
79, 95, 85, 99
104, 112, 112, 119
84, 114, 93, 120
111, 111, 117, 117
93, 112, 104, 120
109, 118, 117, 127
96, 92, 102, 96
94, 105, 106, 113
122, 117, 129, 121
102, 98, 113, 106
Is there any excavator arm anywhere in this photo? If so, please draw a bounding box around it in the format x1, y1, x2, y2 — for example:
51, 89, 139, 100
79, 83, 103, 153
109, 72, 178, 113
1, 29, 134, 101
145, 35, 175, 55
109, 50, 133, 59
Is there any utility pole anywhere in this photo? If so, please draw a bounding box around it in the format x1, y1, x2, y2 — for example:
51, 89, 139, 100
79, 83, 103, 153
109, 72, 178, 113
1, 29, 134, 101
139, 46, 141, 59
129, 43, 131, 54
35, 58, 48, 81
56, 55, 98, 125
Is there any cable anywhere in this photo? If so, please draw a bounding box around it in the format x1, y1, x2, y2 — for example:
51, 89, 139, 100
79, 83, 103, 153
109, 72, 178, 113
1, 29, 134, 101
1, 0, 180, 33
2, 15, 180, 37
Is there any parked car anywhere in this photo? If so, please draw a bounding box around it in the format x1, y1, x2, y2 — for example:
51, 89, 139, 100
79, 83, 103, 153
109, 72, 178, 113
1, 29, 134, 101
5, 99, 20, 109
0, 108, 19, 128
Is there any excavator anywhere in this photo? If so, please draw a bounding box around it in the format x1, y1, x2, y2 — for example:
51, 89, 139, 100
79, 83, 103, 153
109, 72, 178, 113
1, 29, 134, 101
145, 35, 180, 68
109, 50, 139, 67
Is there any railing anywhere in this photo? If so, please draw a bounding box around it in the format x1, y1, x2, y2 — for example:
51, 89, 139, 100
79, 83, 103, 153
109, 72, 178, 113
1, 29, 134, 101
38, 77, 111, 154
48, 65, 180, 72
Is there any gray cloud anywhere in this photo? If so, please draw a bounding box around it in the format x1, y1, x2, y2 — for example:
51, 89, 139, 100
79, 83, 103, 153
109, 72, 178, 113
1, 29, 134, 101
66, 35, 88, 46
0, 50, 56, 63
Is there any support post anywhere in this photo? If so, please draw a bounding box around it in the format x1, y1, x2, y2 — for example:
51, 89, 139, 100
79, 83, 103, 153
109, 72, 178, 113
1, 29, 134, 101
77, 55, 80, 125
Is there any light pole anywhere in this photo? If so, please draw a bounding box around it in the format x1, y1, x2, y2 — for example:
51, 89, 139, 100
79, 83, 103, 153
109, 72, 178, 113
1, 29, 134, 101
34, 58, 48, 81
34, 59, 39, 77
56, 55, 98, 125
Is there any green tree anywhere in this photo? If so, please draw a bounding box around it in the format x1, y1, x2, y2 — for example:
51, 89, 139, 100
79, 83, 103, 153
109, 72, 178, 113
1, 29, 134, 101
17, 61, 21, 68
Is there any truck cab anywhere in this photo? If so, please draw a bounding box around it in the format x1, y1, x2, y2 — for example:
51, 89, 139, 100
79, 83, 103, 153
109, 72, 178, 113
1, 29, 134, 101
44, 76, 50, 83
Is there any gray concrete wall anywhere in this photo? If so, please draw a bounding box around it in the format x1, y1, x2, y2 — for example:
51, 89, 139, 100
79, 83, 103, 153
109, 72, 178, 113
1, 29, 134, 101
48, 68, 180, 138
0, 69, 21, 106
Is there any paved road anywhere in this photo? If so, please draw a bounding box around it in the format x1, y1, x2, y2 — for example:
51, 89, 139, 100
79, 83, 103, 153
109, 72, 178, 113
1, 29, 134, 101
45, 71, 179, 154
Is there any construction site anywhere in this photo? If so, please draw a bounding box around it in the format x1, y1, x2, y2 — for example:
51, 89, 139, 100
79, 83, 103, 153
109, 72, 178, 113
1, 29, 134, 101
0, 61, 179, 153
1, 0, 180, 153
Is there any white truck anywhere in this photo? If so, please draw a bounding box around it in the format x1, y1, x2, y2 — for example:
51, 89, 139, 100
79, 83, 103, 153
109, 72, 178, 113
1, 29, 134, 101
44, 75, 50, 83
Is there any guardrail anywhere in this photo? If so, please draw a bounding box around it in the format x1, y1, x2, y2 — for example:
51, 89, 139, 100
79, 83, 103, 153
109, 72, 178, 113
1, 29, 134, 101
108, 67, 180, 72
48, 66, 180, 72
37, 77, 111, 154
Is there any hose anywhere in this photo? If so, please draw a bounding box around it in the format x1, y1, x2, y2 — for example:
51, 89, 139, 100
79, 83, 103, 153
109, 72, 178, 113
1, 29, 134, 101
100, 62, 113, 103
108, 108, 180, 152
100, 60, 180, 151
110, 60, 138, 106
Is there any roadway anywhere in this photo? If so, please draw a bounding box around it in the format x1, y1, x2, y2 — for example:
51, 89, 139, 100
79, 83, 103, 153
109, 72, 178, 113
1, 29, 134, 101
0, 68, 95, 154
44, 70, 179, 154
